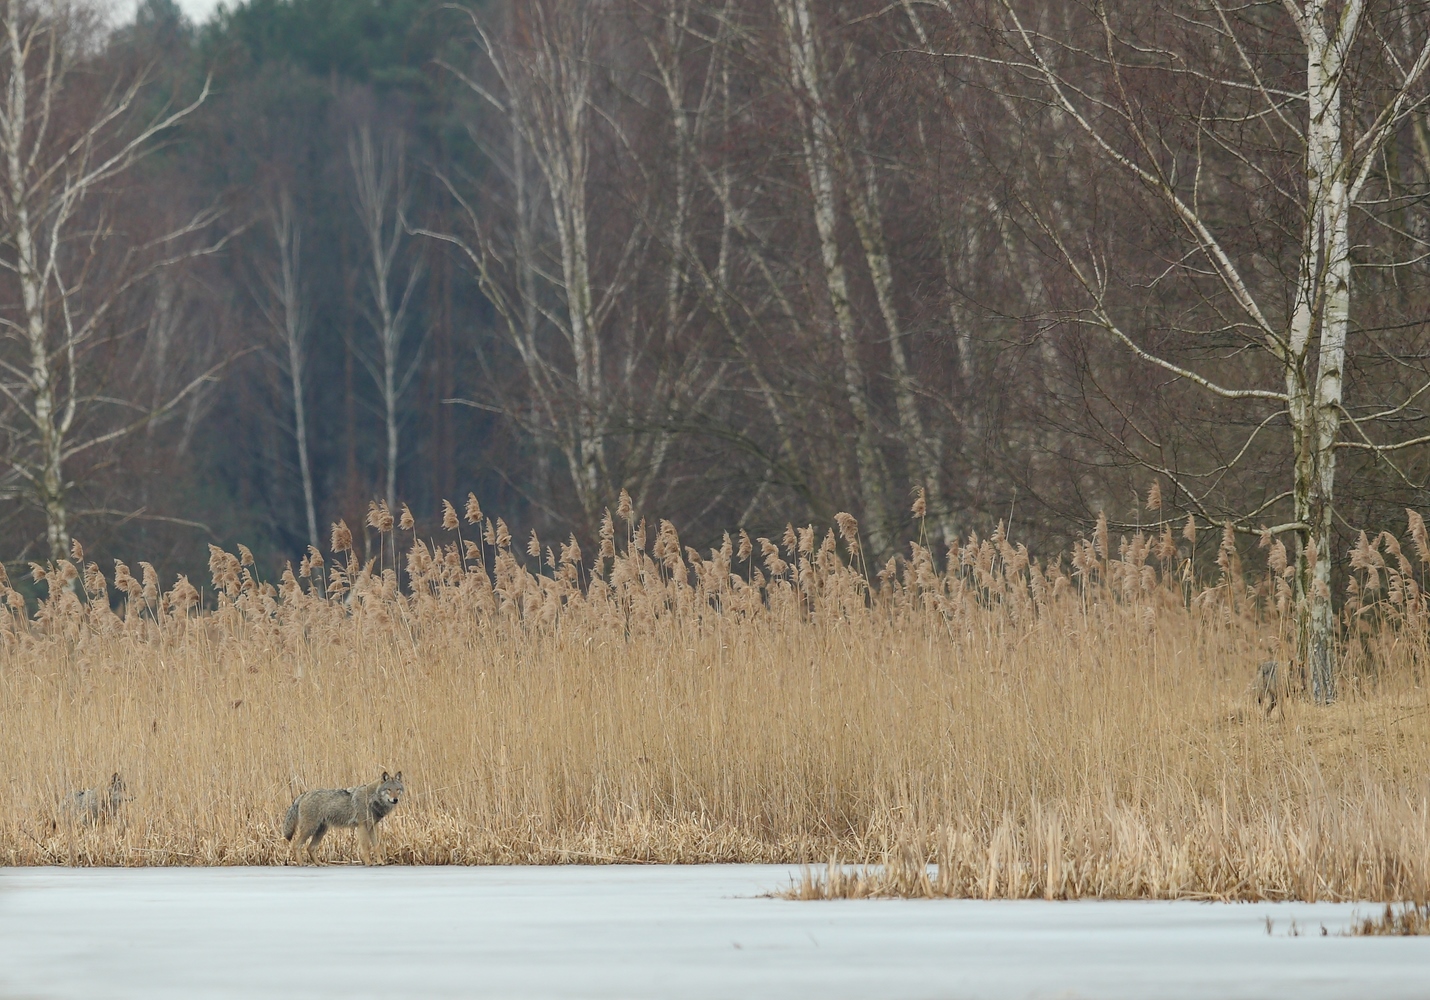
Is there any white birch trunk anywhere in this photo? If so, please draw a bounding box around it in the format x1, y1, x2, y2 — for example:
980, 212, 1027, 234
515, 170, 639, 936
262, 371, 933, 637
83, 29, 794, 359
351, 129, 422, 513
778, 0, 892, 557
1287, 2, 1355, 703
263, 194, 318, 549
534, 37, 603, 517
290, 320, 318, 551
2, 8, 65, 558
487, 7, 605, 519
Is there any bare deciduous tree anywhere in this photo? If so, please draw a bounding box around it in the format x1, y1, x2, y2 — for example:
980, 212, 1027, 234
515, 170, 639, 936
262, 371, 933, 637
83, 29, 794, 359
483, 3, 606, 518
946, 0, 1430, 699
350, 127, 424, 512
434, 1, 666, 529
252, 189, 317, 549
0, 0, 218, 559
776, 0, 893, 556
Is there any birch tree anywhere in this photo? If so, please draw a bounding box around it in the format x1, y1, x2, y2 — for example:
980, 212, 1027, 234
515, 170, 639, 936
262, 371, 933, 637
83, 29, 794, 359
646, 2, 821, 523
0, 0, 215, 559
253, 189, 317, 549
483, 3, 606, 518
775, 0, 894, 557
940, 0, 1430, 700
435, 2, 660, 528
350, 127, 423, 512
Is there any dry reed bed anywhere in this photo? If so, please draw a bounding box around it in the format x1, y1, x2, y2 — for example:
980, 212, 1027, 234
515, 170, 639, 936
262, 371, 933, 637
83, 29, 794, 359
4, 497, 1430, 901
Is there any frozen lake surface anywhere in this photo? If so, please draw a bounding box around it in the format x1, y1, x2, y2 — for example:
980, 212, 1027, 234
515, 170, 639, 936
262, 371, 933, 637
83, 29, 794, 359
2, 864, 1427, 999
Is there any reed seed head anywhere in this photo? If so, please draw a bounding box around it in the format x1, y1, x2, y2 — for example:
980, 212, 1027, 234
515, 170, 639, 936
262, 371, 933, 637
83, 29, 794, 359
331, 520, 353, 554
1409, 509, 1429, 566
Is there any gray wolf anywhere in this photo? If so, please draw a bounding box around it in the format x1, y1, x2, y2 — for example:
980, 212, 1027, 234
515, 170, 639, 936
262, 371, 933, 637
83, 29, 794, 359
282, 771, 404, 864
1255, 660, 1283, 717
61, 772, 129, 827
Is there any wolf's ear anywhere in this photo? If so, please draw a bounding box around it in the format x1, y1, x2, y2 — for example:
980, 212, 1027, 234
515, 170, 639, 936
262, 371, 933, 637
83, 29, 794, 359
395, 771, 402, 780
381, 771, 389, 782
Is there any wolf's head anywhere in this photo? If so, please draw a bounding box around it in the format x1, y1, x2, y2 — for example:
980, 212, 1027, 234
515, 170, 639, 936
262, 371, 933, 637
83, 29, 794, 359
107, 772, 130, 807
377, 770, 404, 808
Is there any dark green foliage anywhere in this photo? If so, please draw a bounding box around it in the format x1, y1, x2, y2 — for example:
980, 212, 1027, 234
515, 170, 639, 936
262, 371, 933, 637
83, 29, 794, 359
205, 0, 466, 91
134, 0, 188, 30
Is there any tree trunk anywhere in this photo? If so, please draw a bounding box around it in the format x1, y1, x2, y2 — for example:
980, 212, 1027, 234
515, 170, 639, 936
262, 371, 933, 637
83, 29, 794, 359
540, 61, 603, 518
291, 345, 318, 550
779, 0, 892, 558
4, 9, 65, 560
1289, 2, 1355, 704
499, 5, 605, 521
269, 198, 318, 549
350, 129, 420, 516
385, 340, 399, 512
846, 110, 954, 545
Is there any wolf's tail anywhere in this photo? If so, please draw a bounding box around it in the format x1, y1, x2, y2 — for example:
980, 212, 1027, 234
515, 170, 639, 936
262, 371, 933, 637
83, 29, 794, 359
281, 797, 301, 841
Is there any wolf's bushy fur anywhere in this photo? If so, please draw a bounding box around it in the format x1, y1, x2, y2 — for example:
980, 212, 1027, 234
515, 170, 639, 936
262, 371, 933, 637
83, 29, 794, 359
1255, 660, 1285, 716
282, 771, 404, 864
61, 772, 128, 827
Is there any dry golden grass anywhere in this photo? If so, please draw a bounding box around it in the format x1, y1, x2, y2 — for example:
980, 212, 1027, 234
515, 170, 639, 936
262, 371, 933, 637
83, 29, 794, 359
3, 502, 1430, 902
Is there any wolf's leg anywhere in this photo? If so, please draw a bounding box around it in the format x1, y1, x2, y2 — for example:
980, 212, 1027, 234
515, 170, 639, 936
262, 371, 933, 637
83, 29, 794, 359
291, 821, 311, 863
290, 801, 315, 863
357, 824, 374, 865
307, 822, 328, 863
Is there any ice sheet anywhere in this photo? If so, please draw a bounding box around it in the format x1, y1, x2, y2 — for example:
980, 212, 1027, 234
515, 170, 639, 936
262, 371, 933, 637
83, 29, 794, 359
1, 864, 1425, 999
